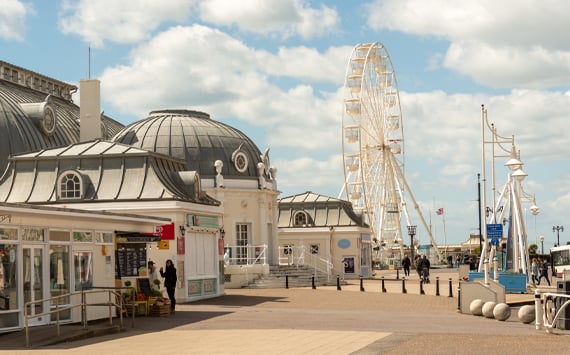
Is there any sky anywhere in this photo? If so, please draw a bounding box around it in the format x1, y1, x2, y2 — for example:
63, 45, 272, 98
1, 0, 569, 250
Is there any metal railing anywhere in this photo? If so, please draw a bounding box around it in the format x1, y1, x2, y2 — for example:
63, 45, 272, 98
224, 244, 267, 266
536, 290, 570, 333
278, 245, 342, 281
23, 287, 135, 347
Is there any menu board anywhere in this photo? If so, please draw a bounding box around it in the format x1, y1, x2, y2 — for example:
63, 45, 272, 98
115, 243, 147, 278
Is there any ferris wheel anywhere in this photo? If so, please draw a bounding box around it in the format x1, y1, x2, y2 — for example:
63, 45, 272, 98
339, 42, 410, 255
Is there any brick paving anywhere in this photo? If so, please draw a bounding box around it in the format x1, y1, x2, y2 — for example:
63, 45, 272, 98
0, 269, 567, 354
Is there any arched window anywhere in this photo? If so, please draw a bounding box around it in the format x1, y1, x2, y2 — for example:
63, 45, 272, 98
58, 171, 83, 199
293, 211, 308, 226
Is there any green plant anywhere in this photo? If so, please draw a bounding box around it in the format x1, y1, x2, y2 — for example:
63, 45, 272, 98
153, 279, 161, 286
149, 289, 162, 297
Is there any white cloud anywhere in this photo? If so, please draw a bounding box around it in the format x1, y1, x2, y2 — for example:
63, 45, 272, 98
58, 0, 194, 47
198, 0, 339, 39
0, 0, 28, 41
364, 0, 570, 89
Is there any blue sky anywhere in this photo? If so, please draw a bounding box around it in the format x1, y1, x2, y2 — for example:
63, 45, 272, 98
2, 0, 570, 249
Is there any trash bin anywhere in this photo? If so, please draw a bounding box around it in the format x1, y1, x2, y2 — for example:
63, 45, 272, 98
556, 281, 570, 330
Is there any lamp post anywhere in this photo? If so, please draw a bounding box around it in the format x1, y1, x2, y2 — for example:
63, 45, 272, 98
530, 200, 539, 246
553, 225, 564, 247
407, 225, 417, 261
540, 235, 544, 256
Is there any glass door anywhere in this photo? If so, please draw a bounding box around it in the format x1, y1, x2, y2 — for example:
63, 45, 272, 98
23, 246, 48, 325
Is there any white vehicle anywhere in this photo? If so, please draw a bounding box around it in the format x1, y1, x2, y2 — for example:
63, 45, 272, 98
551, 244, 570, 278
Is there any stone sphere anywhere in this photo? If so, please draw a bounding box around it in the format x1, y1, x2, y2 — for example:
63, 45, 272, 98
470, 299, 484, 316
482, 301, 497, 318
518, 305, 535, 324
493, 303, 511, 321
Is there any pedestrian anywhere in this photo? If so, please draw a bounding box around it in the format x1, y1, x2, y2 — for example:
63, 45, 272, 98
160, 259, 177, 312
147, 260, 159, 291
455, 255, 461, 268
415, 255, 423, 277
420, 255, 430, 283
537, 259, 551, 286
530, 258, 539, 286
402, 254, 411, 276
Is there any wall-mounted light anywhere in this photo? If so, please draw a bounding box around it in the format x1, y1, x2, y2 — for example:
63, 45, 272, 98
220, 227, 225, 239
179, 225, 186, 235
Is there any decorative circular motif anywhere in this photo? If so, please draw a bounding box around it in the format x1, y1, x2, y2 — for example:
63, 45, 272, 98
337, 239, 351, 249
234, 151, 248, 173
41, 106, 56, 136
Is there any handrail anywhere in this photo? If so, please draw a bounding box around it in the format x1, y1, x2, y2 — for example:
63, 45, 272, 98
539, 292, 570, 333
224, 244, 267, 266
278, 245, 344, 281
23, 287, 132, 348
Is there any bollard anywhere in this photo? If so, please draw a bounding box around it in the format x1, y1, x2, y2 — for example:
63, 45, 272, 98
396, 268, 399, 280
448, 278, 453, 297
436, 277, 440, 296
312, 276, 316, 290
402, 278, 407, 294
457, 285, 461, 311
381, 277, 386, 293
286, 274, 289, 289
337, 275, 341, 291
535, 289, 543, 330
360, 276, 365, 292
420, 280, 425, 295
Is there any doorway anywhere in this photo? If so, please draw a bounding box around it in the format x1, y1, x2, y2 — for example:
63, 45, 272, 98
23, 246, 48, 326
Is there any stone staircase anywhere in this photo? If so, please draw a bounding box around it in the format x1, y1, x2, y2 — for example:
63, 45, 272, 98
245, 265, 342, 289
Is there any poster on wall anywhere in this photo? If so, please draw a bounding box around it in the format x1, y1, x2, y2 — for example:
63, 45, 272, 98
177, 237, 185, 255
343, 257, 355, 274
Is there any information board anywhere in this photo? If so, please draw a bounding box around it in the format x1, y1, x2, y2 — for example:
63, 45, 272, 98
137, 278, 151, 295
115, 243, 147, 278
487, 224, 503, 246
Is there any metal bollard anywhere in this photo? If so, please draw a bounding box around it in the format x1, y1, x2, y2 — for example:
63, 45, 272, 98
381, 277, 386, 293
360, 276, 365, 292
448, 278, 453, 297
457, 285, 461, 311
436, 277, 440, 296
402, 278, 407, 294
312, 276, 316, 290
286, 274, 289, 289
420, 280, 425, 295
396, 268, 399, 280
337, 275, 341, 291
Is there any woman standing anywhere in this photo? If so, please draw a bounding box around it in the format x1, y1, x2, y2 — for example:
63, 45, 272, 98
160, 259, 177, 313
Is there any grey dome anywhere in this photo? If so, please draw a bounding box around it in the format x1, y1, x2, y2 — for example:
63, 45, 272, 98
112, 110, 264, 179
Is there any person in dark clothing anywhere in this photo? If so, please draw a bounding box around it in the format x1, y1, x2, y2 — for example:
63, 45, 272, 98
537, 259, 551, 286
420, 255, 430, 283
160, 259, 177, 312
402, 254, 411, 276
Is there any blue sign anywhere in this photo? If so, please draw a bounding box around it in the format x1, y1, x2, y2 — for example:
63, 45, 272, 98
337, 239, 351, 249
487, 224, 503, 246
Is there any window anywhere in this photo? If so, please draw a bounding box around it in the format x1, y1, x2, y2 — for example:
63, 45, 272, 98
293, 211, 308, 226
73, 231, 93, 243
22, 227, 44, 241
310, 244, 319, 255
58, 171, 82, 199
50, 230, 70, 242
0, 244, 17, 311
95, 232, 113, 244
74, 251, 93, 291
235, 224, 250, 265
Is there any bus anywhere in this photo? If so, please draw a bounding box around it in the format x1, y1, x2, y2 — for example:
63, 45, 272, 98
551, 244, 570, 278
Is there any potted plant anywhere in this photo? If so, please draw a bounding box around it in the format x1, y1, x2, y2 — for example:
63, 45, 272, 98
153, 279, 161, 289
123, 280, 135, 302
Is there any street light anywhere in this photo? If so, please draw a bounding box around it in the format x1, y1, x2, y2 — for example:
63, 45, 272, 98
407, 225, 417, 261
553, 225, 564, 247
540, 235, 544, 256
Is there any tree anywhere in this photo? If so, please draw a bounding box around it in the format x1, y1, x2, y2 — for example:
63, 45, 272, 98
528, 244, 538, 255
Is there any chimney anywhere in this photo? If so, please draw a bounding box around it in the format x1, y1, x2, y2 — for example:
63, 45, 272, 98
79, 79, 101, 141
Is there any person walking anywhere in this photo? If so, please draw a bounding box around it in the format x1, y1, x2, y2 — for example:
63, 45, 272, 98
420, 255, 431, 283
530, 258, 539, 286
160, 259, 177, 312
401, 255, 410, 276
537, 259, 551, 286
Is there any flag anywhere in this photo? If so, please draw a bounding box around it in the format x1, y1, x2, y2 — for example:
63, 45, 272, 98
436, 208, 444, 215
155, 223, 175, 240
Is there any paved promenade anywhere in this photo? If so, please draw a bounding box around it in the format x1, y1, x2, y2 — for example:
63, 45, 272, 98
0, 269, 567, 354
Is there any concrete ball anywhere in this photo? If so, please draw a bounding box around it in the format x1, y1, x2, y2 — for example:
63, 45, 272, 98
518, 305, 535, 324
482, 301, 497, 318
493, 303, 511, 321
470, 299, 484, 316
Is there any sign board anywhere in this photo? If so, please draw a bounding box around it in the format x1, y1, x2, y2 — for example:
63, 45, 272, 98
487, 224, 503, 246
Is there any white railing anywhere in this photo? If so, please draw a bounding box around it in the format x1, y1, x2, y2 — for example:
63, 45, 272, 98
536, 290, 570, 333
224, 244, 267, 266
278, 246, 342, 281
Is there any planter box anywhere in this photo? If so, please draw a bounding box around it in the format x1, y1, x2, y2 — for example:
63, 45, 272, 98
149, 304, 171, 317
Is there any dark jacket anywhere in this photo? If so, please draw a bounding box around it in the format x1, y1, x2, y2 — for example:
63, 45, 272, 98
160, 265, 177, 288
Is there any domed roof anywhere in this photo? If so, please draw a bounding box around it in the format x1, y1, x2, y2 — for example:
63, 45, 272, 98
112, 110, 265, 179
